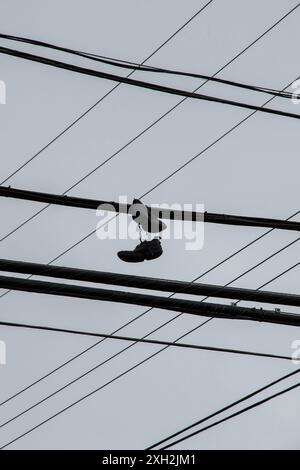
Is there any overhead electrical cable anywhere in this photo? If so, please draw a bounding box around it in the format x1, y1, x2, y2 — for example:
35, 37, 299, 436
0, 45, 299, 120
0, 32, 294, 99
147, 366, 300, 449
1, 186, 300, 232
1, 274, 299, 327
153, 379, 300, 449
0, 320, 292, 364
1, 258, 300, 307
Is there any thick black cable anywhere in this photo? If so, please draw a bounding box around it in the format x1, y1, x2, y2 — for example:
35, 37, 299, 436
147, 367, 300, 449
1, 45, 299, 120
0, 32, 294, 99
1, 258, 300, 307
1, 186, 300, 232
1, 274, 299, 326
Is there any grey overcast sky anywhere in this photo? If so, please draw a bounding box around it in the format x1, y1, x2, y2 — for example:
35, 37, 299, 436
0, 0, 300, 450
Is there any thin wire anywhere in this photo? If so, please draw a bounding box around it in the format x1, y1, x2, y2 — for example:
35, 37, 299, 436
159, 380, 300, 449
147, 367, 300, 449
0, 319, 291, 364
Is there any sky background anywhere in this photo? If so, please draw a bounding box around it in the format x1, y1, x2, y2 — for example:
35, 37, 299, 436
0, 0, 300, 449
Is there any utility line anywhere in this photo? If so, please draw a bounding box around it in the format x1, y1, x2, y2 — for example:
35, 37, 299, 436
156, 379, 300, 449
0, 32, 294, 99
0, 320, 292, 364
1, 45, 299, 120
1, 258, 300, 307
147, 367, 300, 449
1, 185, 300, 232
1, 274, 299, 327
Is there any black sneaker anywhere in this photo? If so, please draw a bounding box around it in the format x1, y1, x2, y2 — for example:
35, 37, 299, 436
118, 239, 163, 263
130, 199, 166, 233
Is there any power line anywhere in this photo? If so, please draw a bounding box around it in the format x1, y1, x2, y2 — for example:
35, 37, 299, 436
0, 32, 294, 99
0, 320, 292, 364
2, 185, 300, 232
1, 274, 299, 326
1, 45, 300, 120
1, 258, 300, 307
147, 367, 300, 449
155, 378, 300, 450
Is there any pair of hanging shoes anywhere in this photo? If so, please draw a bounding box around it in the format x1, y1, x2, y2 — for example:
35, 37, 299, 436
118, 238, 163, 263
